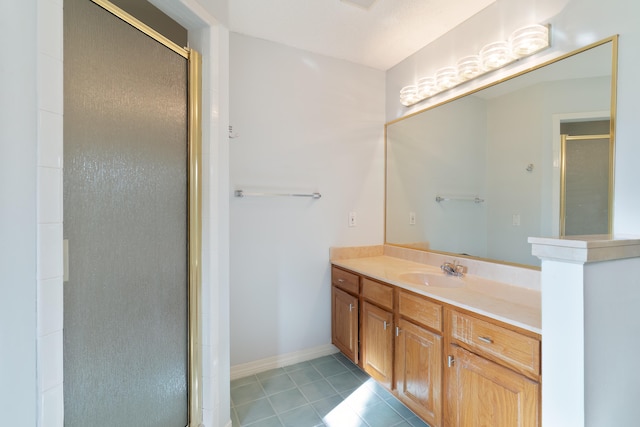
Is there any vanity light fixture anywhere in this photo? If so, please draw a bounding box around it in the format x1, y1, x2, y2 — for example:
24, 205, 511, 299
479, 41, 512, 71
400, 84, 419, 106
417, 77, 437, 98
435, 66, 459, 90
457, 55, 482, 81
510, 24, 550, 57
400, 24, 550, 107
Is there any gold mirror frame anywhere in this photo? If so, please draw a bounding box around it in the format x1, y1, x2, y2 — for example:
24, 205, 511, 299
89, 1, 203, 425
385, 35, 619, 269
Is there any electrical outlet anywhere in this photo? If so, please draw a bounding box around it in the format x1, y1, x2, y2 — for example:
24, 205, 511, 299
512, 214, 521, 226
348, 211, 357, 227
409, 212, 416, 225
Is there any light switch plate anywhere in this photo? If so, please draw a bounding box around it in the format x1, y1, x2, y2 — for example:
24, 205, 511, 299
348, 211, 357, 227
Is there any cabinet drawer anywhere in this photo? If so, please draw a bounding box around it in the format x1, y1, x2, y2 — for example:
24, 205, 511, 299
362, 278, 393, 310
398, 290, 442, 332
398, 291, 442, 331
449, 311, 540, 377
332, 266, 359, 294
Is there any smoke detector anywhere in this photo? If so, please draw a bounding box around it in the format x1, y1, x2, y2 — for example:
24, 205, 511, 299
340, 0, 378, 10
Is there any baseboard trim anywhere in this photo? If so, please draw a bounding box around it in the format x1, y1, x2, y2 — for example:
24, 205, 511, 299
230, 344, 340, 380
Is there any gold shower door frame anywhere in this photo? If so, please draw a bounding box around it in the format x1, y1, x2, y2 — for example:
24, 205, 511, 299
559, 133, 613, 237
89, 1, 203, 425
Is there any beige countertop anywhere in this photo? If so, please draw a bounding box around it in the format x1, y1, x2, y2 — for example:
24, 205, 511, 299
332, 255, 541, 334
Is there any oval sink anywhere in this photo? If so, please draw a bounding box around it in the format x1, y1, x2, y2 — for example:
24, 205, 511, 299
398, 271, 465, 288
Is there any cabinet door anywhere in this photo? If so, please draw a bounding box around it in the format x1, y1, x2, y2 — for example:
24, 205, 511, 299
447, 345, 539, 427
362, 301, 394, 388
395, 319, 442, 426
332, 286, 359, 363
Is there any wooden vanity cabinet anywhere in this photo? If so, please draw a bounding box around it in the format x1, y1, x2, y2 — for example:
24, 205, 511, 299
445, 309, 541, 427
395, 290, 443, 427
331, 267, 360, 363
361, 278, 394, 389
332, 286, 359, 363
446, 345, 539, 427
330, 263, 541, 427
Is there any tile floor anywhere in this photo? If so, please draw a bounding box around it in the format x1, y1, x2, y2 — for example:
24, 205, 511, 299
230, 352, 431, 427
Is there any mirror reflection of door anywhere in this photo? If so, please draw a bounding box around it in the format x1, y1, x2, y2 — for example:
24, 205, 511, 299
560, 120, 612, 236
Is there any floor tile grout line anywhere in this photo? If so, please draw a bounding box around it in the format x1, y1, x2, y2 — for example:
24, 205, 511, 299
319, 354, 373, 427
238, 372, 283, 427
232, 353, 425, 427
234, 362, 326, 426
305, 359, 342, 425
330, 354, 422, 425
263, 366, 332, 426
297, 355, 365, 427
261, 369, 297, 427
230, 373, 261, 408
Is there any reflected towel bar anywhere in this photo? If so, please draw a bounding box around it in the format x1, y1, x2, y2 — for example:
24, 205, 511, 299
435, 195, 484, 203
234, 190, 322, 199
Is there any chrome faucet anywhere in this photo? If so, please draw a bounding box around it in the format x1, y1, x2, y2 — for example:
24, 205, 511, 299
441, 260, 465, 277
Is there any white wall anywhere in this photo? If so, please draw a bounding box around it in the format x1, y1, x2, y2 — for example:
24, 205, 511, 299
386, 96, 488, 255
539, 258, 585, 427
0, 2, 38, 425
194, 0, 227, 26
584, 257, 640, 426
535, 243, 640, 427
385, 0, 640, 237
485, 76, 611, 265
229, 33, 385, 366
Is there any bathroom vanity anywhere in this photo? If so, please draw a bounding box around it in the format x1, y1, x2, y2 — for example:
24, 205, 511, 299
330, 246, 541, 427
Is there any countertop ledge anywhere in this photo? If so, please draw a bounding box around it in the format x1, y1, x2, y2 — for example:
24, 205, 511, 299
529, 234, 640, 263
332, 255, 541, 335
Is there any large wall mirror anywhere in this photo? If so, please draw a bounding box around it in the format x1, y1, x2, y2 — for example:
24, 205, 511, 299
386, 36, 618, 268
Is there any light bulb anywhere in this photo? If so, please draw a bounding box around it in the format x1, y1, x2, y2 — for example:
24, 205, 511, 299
400, 85, 419, 106
510, 24, 549, 57
457, 55, 482, 81
435, 67, 459, 91
417, 77, 437, 99
480, 41, 514, 71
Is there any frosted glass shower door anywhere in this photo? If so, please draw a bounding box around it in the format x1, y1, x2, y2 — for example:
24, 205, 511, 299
561, 134, 612, 236
64, 0, 190, 425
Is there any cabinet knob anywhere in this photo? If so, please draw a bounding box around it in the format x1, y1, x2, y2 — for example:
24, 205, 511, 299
478, 336, 494, 344
383, 321, 389, 330
395, 326, 400, 337
337, 278, 345, 283
349, 303, 354, 312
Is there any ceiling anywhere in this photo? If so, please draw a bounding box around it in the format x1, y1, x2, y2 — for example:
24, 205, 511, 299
229, 0, 496, 70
